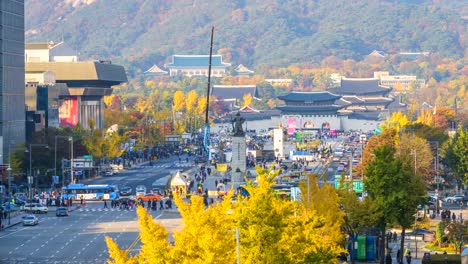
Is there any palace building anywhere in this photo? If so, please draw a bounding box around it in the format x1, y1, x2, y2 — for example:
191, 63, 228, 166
164, 55, 231, 77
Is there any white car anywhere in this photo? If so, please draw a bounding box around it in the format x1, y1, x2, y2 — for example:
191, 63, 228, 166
24, 203, 48, 214
22, 215, 39, 226
136, 185, 147, 197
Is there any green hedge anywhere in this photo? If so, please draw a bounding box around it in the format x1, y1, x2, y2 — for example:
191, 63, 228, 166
422, 254, 461, 264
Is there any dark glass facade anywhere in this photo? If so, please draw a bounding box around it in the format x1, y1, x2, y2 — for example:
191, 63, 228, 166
0, 0, 25, 163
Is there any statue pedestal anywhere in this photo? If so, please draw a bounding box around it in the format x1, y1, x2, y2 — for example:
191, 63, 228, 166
231, 135, 246, 188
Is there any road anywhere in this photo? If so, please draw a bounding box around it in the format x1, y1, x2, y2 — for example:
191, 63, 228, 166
0, 157, 193, 264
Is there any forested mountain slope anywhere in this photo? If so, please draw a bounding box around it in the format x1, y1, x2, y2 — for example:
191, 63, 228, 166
26, 0, 467, 76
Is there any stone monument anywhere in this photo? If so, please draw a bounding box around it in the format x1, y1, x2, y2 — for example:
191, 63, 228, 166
230, 112, 246, 188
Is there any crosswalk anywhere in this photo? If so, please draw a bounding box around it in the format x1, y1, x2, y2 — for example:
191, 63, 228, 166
138, 162, 195, 169
76, 207, 178, 213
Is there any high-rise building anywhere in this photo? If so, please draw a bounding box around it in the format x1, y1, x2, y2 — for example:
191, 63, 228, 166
0, 0, 25, 164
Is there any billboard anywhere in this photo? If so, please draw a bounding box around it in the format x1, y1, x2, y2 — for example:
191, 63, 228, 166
59, 97, 78, 127
287, 117, 296, 135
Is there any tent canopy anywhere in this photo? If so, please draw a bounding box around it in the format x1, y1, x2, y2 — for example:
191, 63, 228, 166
171, 171, 188, 186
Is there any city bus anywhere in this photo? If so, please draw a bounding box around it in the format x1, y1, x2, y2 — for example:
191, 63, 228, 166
61, 184, 119, 201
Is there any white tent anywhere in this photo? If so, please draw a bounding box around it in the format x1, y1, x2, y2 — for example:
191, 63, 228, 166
170, 171, 188, 195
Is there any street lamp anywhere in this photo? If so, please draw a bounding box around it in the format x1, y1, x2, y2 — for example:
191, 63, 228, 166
28, 144, 49, 199
54, 136, 73, 186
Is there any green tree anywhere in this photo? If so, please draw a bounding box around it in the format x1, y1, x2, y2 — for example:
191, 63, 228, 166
365, 146, 425, 264
446, 126, 468, 183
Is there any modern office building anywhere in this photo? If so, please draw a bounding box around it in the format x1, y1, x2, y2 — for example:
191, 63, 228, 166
0, 0, 26, 164
25, 42, 127, 130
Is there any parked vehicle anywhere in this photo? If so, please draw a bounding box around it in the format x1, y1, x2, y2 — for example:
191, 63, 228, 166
22, 215, 39, 226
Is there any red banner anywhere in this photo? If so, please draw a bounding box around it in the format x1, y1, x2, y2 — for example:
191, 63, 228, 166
59, 97, 78, 127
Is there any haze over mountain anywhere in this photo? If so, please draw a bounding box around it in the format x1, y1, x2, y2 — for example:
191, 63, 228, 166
26, 0, 467, 76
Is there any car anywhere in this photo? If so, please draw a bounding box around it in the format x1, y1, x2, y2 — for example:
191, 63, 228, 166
56, 207, 69, 217
137, 193, 162, 202
443, 196, 464, 203
22, 215, 39, 226
24, 203, 48, 214
104, 170, 113, 176
120, 186, 132, 196
135, 185, 147, 197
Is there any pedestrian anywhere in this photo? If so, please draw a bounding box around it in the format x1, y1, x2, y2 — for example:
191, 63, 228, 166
393, 232, 397, 242
147, 200, 151, 209
104, 199, 108, 209
452, 212, 456, 222
80, 195, 84, 205
397, 249, 401, 264
405, 251, 412, 264
160, 199, 164, 210
385, 252, 392, 264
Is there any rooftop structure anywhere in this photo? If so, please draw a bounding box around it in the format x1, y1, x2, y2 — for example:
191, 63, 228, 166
25, 60, 127, 129
144, 64, 168, 76
328, 78, 392, 97
165, 55, 231, 77
211, 85, 258, 101
25, 41, 78, 62
276, 92, 344, 115
234, 64, 254, 76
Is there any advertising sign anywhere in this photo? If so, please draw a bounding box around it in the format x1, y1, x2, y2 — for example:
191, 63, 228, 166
287, 118, 296, 135
59, 97, 78, 127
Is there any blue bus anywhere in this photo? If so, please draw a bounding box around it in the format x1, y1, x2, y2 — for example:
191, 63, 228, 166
62, 184, 119, 201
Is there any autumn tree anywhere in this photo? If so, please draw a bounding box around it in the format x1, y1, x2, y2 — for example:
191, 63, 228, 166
173, 91, 185, 112
242, 93, 253, 107
397, 133, 434, 181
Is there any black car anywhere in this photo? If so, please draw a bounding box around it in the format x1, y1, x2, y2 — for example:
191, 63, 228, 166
120, 186, 132, 196
56, 207, 69, 217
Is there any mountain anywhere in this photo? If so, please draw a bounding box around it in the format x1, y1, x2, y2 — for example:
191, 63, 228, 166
26, 0, 467, 77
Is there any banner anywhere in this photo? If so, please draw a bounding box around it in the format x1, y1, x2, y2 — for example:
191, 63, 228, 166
59, 97, 78, 127
287, 118, 296, 135
217, 163, 228, 172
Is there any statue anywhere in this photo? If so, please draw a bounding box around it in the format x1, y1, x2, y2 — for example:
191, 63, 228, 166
231, 112, 245, 136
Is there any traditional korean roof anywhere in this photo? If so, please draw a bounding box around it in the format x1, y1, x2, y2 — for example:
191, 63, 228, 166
235, 64, 254, 75
212, 85, 258, 101
328, 78, 392, 96
361, 97, 394, 105
277, 91, 341, 103
166, 55, 231, 68
276, 105, 344, 114
347, 111, 385, 121
368, 50, 386, 57
144, 64, 168, 76
239, 105, 260, 113
341, 96, 365, 104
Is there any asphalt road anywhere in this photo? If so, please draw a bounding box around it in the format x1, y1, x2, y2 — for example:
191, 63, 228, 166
0, 157, 190, 264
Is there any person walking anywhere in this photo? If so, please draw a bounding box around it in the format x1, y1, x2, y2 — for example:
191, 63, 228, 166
104, 199, 108, 209
405, 251, 412, 264
385, 252, 392, 264
80, 195, 84, 205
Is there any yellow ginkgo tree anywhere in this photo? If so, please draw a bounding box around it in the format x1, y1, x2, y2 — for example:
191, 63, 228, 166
106, 166, 344, 264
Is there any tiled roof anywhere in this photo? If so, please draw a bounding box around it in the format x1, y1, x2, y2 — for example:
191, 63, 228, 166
341, 96, 365, 104
361, 97, 394, 105
235, 64, 254, 74
212, 85, 258, 100
276, 105, 344, 113
347, 111, 385, 121
144, 64, 168, 76
328, 78, 392, 96
277, 91, 341, 102
166, 55, 231, 68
